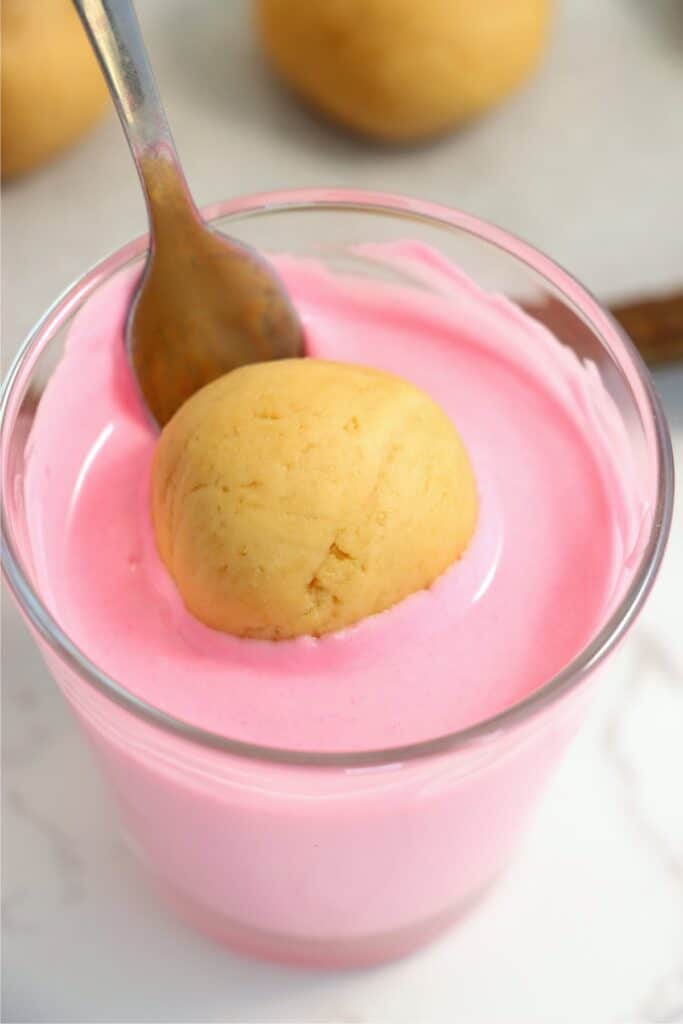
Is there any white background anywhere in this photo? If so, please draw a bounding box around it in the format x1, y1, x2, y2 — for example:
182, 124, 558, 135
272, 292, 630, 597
2, 1, 682, 1021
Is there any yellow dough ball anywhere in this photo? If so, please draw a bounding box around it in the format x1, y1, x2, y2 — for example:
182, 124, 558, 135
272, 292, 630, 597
152, 359, 478, 640
1, 0, 108, 179
257, 0, 551, 142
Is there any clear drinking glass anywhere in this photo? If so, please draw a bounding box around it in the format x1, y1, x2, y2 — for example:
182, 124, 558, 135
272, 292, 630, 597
1, 190, 673, 968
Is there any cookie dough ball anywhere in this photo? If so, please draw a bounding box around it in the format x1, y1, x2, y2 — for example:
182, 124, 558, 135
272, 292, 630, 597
1, 0, 108, 179
257, 0, 551, 142
152, 359, 478, 639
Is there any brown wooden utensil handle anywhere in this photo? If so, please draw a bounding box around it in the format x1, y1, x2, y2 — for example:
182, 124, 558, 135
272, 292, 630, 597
609, 291, 683, 366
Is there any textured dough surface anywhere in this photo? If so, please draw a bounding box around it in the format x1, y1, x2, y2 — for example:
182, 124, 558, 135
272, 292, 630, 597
1, 0, 108, 178
152, 359, 478, 639
257, 0, 551, 142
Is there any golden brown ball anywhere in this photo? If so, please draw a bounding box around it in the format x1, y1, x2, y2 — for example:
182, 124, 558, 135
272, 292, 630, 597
257, 0, 551, 142
1, 0, 108, 178
152, 359, 478, 639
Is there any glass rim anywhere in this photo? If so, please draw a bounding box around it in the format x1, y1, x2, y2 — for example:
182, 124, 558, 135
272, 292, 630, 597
0, 187, 675, 768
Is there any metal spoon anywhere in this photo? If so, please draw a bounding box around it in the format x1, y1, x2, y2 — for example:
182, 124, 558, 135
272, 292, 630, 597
73, 0, 303, 427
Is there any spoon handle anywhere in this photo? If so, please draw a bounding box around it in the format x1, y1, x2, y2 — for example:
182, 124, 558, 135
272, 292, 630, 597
610, 291, 683, 366
72, 0, 199, 227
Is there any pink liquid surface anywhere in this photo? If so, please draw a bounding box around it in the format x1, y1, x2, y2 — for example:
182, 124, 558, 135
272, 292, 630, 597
23, 244, 643, 961
26, 243, 638, 751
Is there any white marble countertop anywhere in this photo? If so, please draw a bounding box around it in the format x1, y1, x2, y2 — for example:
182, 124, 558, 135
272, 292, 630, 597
2, 1, 682, 1021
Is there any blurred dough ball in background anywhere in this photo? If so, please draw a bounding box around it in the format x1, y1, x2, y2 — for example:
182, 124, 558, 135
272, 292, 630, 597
1, 0, 108, 179
257, 0, 551, 142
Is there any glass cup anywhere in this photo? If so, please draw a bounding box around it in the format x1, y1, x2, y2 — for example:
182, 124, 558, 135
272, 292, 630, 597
1, 190, 673, 968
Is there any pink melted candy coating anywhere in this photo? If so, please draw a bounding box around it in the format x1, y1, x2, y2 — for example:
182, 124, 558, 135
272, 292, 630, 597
25, 243, 640, 754
22, 242, 645, 961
